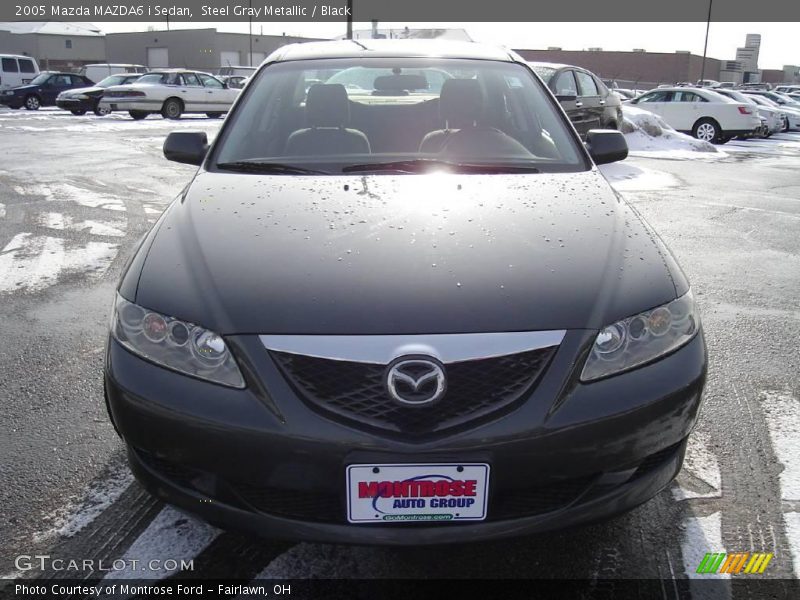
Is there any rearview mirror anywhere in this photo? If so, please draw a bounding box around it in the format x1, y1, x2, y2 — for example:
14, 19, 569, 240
585, 129, 628, 165
555, 94, 577, 103
163, 132, 208, 166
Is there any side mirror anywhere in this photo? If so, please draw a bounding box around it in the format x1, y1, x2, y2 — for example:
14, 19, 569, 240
555, 94, 577, 103
163, 131, 208, 166
585, 129, 628, 165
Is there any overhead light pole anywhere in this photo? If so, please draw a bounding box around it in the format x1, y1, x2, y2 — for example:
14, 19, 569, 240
346, 0, 353, 39
699, 0, 713, 84
249, 0, 253, 66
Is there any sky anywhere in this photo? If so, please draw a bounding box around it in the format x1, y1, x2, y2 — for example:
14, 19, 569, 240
93, 22, 799, 69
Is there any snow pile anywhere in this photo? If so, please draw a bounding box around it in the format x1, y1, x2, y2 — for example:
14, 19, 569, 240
620, 105, 720, 156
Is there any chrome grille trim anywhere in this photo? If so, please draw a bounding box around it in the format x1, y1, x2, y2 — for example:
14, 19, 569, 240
259, 331, 565, 365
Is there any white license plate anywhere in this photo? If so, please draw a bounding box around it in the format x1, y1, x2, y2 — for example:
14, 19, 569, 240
346, 463, 490, 523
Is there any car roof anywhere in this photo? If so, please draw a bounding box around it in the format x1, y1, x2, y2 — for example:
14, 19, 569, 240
526, 61, 572, 70
268, 39, 517, 63
144, 69, 213, 75
647, 86, 709, 93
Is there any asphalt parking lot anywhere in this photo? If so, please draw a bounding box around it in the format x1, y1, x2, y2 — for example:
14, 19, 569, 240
0, 108, 798, 592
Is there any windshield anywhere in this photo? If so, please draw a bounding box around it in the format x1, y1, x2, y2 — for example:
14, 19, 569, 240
135, 73, 167, 85
30, 73, 51, 85
97, 74, 131, 87
529, 65, 557, 83
212, 58, 585, 174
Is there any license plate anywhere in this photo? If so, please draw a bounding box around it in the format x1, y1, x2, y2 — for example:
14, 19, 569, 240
346, 463, 490, 523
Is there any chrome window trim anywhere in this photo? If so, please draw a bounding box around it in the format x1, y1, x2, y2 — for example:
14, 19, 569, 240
260, 331, 566, 365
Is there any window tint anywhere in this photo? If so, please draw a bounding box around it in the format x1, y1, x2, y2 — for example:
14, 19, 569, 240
52, 75, 71, 86
575, 71, 599, 96
199, 74, 224, 88
18, 59, 35, 73
137, 73, 167, 85
213, 57, 586, 173
182, 73, 201, 86
553, 70, 578, 96
675, 91, 700, 102
2, 58, 19, 73
638, 91, 671, 103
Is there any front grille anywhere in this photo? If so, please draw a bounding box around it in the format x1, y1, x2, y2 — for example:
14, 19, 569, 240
630, 441, 684, 480
232, 476, 593, 524
233, 483, 342, 523
271, 347, 557, 437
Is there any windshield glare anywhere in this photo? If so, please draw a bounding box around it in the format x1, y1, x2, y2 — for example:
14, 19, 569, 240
97, 75, 128, 87
213, 58, 585, 174
30, 73, 51, 85
135, 73, 166, 85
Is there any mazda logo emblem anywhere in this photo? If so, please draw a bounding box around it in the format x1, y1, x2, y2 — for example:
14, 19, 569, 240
385, 356, 447, 406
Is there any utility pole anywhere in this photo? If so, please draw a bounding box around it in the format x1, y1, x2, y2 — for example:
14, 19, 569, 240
346, 0, 353, 39
699, 0, 713, 84
248, 0, 253, 66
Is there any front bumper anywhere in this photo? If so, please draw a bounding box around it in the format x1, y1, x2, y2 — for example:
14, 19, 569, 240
105, 330, 707, 544
56, 98, 95, 112
0, 96, 23, 108
98, 98, 161, 112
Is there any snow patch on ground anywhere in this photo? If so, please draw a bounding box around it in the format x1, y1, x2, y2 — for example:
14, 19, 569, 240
598, 162, 681, 192
106, 507, 219, 580
786, 513, 800, 578
0, 233, 118, 293
621, 105, 724, 159
673, 431, 721, 500
32, 464, 133, 543
38, 212, 126, 237
762, 389, 800, 499
16, 182, 126, 211
761, 388, 800, 577
682, 512, 731, 600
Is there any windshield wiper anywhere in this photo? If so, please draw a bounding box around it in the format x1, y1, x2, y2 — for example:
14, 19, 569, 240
342, 159, 540, 174
216, 161, 330, 175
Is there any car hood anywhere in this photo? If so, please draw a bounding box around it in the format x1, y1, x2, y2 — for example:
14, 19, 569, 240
8, 85, 37, 93
59, 85, 103, 96
132, 170, 688, 335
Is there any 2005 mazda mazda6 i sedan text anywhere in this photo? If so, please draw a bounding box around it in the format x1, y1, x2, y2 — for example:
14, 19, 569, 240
104, 40, 707, 544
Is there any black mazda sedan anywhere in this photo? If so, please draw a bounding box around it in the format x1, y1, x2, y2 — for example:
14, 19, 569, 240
104, 40, 707, 544
56, 73, 143, 116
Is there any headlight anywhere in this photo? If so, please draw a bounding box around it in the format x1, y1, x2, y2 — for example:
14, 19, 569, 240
75, 94, 89, 100
581, 290, 700, 381
110, 294, 245, 388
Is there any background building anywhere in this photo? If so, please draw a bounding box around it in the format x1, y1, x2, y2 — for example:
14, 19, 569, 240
0, 22, 104, 71
105, 28, 322, 71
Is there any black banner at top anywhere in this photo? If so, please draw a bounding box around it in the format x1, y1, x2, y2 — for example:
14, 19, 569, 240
4, 0, 800, 22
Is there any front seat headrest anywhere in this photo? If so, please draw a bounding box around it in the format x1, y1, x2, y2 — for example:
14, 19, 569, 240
439, 79, 486, 127
306, 83, 350, 128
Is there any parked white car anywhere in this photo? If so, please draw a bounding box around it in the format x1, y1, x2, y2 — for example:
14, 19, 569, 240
715, 89, 783, 136
629, 87, 761, 144
740, 92, 800, 131
98, 70, 240, 120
